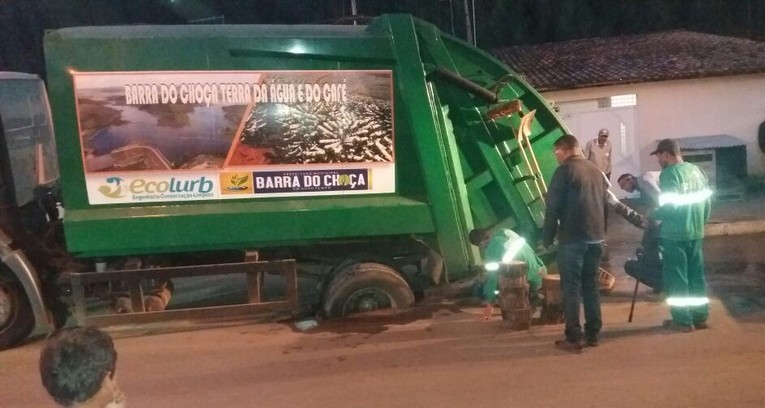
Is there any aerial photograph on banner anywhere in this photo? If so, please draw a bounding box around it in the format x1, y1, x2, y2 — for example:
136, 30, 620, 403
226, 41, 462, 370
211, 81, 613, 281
75, 71, 251, 172
74, 70, 394, 172
227, 71, 394, 166
72, 70, 396, 204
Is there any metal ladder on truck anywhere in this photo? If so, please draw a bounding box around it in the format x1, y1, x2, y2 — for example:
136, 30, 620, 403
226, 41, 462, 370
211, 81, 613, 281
487, 100, 615, 292
486, 100, 547, 228
427, 65, 552, 239
513, 109, 547, 224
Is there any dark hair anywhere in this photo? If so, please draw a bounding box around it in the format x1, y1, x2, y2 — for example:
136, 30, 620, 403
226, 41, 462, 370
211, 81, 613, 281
617, 173, 634, 183
40, 327, 117, 406
650, 138, 681, 156
553, 134, 579, 150
469, 228, 491, 246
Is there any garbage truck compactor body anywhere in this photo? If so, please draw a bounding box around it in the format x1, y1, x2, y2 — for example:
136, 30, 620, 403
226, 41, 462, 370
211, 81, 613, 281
0, 14, 569, 349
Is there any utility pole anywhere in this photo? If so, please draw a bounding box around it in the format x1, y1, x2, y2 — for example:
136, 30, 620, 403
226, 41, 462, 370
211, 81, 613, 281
350, 0, 358, 25
463, 0, 473, 45
449, 0, 456, 36
471, 0, 476, 46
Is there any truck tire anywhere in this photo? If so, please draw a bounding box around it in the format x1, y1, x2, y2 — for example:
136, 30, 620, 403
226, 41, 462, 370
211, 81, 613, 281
0, 266, 35, 350
322, 262, 414, 318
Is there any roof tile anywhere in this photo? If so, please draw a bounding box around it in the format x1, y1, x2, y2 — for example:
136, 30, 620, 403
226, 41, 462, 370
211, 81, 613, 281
491, 30, 765, 91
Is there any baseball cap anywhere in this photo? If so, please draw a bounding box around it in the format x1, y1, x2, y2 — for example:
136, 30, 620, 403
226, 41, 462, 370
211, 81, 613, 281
649, 138, 681, 155
598, 129, 609, 137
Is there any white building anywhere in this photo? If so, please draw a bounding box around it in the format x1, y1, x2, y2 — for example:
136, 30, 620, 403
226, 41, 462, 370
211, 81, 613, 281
492, 30, 765, 197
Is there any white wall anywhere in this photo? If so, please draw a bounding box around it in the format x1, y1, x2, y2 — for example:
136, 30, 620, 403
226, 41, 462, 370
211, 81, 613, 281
543, 73, 765, 176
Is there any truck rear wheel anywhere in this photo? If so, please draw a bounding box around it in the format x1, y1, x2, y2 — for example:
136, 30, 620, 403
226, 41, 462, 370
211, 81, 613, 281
0, 267, 34, 350
322, 262, 414, 318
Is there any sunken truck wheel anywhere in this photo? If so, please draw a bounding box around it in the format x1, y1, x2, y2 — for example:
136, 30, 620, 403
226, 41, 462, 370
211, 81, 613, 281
322, 262, 414, 318
0, 266, 34, 350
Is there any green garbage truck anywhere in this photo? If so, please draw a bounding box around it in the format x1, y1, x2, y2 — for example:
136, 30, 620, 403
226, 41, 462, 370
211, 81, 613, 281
0, 14, 568, 350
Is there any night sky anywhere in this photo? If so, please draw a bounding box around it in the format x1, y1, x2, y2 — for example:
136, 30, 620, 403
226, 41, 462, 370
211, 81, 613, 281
1, 0, 763, 76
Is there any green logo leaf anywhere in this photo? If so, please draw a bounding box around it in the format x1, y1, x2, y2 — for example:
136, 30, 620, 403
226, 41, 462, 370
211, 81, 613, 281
230, 175, 249, 186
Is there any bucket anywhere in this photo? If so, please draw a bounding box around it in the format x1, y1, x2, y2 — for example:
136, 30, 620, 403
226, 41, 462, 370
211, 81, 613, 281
542, 274, 562, 306
598, 267, 616, 293
541, 274, 564, 324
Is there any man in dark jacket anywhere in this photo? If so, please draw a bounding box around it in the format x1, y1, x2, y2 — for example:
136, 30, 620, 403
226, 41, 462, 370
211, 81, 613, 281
542, 134, 610, 353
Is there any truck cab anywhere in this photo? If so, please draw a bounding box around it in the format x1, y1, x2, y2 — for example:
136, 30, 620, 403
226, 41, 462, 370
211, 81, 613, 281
0, 72, 61, 349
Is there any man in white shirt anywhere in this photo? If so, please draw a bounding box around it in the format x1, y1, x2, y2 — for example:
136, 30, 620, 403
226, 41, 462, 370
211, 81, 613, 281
584, 128, 613, 233
617, 171, 662, 209
583, 129, 613, 180
617, 171, 664, 292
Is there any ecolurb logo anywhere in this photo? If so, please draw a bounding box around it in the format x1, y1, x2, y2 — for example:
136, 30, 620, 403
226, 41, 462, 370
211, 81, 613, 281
129, 177, 214, 194
98, 176, 214, 200
97, 177, 124, 198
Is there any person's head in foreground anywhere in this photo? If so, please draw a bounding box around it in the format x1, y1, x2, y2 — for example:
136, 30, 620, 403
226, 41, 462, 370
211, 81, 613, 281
40, 326, 126, 408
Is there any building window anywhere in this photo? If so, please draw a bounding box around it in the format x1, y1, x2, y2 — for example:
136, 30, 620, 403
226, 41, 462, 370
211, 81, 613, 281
596, 94, 637, 108
610, 94, 637, 107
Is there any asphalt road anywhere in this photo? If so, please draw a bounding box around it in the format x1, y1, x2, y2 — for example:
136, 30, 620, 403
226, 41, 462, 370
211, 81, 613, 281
1, 230, 764, 407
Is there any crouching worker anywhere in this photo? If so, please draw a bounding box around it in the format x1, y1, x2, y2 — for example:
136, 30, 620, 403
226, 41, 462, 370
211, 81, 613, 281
624, 218, 663, 292
469, 227, 546, 321
605, 189, 663, 292
40, 327, 126, 408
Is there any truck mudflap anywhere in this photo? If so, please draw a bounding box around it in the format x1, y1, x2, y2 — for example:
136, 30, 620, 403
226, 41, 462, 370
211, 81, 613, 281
66, 260, 298, 327
0, 228, 54, 336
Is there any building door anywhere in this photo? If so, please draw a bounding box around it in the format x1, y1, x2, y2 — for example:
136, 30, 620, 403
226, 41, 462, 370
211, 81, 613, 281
557, 98, 640, 198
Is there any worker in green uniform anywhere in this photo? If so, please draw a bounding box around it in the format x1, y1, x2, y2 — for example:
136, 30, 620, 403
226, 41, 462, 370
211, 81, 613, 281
469, 228, 546, 320
649, 139, 712, 332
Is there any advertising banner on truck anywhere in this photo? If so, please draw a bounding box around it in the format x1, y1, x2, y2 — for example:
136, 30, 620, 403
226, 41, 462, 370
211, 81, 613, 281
72, 70, 395, 205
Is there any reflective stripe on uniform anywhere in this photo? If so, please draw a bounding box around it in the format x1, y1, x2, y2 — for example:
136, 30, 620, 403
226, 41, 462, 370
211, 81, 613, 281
484, 237, 527, 272
659, 189, 712, 207
666, 297, 710, 307
501, 237, 526, 263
